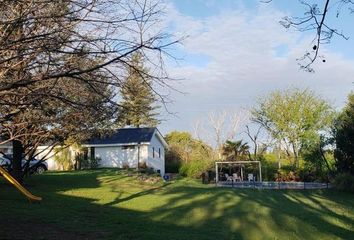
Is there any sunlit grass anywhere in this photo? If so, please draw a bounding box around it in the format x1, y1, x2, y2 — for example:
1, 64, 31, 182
0, 169, 353, 240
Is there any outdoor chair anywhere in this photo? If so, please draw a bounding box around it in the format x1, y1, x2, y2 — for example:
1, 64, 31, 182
233, 173, 241, 182
224, 173, 233, 181
248, 174, 254, 182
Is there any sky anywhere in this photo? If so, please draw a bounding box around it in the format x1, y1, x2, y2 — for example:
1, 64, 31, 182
156, 0, 354, 142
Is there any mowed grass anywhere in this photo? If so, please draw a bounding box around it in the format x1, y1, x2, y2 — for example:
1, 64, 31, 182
0, 169, 353, 240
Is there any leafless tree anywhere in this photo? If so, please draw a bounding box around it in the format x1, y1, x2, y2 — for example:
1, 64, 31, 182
192, 118, 204, 141
208, 110, 227, 152
206, 110, 247, 158
265, 0, 353, 72
0, 0, 179, 180
245, 125, 269, 159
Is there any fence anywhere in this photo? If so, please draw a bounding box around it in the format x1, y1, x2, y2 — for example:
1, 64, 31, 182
217, 181, 332, 189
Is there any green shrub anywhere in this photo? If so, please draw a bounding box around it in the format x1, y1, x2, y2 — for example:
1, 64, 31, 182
165, 161, 180, 173
334, 173, 354, 192
54, 148, 74, 170
257, 155, 278, 181
90, 157, 101, 169
74, 153, 88, 170
275, 169, 300, 182
74, 154, 101, 169
165, 131, 214, 178
179, 159, 213, 178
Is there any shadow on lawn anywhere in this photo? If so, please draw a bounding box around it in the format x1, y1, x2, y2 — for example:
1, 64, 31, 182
144, 186, 354, 240
0, 170, 353, 240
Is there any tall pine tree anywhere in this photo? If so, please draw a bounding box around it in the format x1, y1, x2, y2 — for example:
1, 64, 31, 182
118, 52, 160, 127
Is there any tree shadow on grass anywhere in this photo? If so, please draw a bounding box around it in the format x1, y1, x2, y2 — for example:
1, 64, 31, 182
151, 186, 354, 239
0, 170, 353, 240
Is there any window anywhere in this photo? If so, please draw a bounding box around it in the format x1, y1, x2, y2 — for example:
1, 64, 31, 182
152, 147, 155, 158
158, 148, 161, 158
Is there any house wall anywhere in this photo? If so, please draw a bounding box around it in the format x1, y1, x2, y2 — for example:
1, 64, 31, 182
34, 130, 167, 176
147, 134, 165, 176
94, 145, 149, 168
36, 146, 61, 170
0, 142, 12, 157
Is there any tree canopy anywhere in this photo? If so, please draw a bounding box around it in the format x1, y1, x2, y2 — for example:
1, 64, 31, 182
0, 0, 177, 180
222, 140, 250, 161
165, 131, 214, 177
252, 88, 334, 167
334, 93, 354, 175
118, 52, 160, 128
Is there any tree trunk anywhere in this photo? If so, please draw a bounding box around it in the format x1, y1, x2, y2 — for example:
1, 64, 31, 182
289, 140, 299, 168
277, 142, 281, 169
12, 140, 24, 182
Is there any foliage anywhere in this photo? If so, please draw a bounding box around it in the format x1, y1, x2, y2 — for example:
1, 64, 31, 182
334, 93, 354, 175
74, 153, 87, 170
179, 159, 214, 178
89, 157, 101, 169
275, 169, 300, 182
118, 52, 160, 127
222, 140, 250, 161
165, 131, 214, 177
54, 147, 74, 171
252, 88, 334, 168
255, 155, 278, 181
0, 0, 177, 181
334, 173, 354, 193
334, 173, 354, 192
1, 170, 354, 239
164, 150, 180, 173
300, 134, 335, 181
77, 155, 101, 170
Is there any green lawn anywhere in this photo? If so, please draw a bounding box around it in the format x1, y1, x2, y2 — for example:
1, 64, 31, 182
0, 169, 353, 240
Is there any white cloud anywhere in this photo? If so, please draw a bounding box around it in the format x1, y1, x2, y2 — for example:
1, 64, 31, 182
159, 2, 354, 135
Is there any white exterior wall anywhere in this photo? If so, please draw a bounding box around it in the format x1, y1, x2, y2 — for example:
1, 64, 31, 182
94, 145, 149, 168
33, 130, 167, 175
147, 134, 165, 176
36, 146, 61, 170
0, 142, 12, 157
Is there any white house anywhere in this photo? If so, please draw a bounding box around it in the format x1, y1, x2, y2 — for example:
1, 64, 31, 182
38, 127, 168, 176
83, 127, 167, 176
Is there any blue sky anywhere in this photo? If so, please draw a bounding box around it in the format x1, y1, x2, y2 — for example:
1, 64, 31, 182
157, 0, 354, 143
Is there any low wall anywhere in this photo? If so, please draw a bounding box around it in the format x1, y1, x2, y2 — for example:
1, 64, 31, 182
217, 181, 332, 189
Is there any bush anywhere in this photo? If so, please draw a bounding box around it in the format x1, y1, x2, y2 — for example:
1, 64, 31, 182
334, 173, 354, 192
165, 160, 180, 173
75, 154, 101, 169
298, 164, 331, 182
257, 155, 278, 181
74, 153, 88, 169
90, 157, 101, 169
54, 148, 74, 170
179, 159, 213, 178
164, 131, 214, 178
275, 169, 300, 182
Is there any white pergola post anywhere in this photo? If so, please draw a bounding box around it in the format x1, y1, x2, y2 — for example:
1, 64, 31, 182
259, 161, 262, 182
215, 162, 219, 184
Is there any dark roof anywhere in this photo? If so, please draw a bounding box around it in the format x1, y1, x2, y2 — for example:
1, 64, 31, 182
87, 128, 156, 145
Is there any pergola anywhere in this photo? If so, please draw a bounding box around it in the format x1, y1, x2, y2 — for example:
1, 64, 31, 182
215, 161, 262, 183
